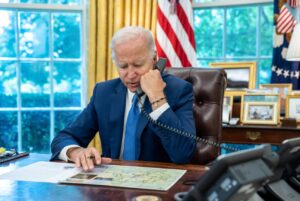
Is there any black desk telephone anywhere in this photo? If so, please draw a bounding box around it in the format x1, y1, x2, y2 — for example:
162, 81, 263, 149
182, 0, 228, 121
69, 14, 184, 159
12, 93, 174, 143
137, 58, 238, 152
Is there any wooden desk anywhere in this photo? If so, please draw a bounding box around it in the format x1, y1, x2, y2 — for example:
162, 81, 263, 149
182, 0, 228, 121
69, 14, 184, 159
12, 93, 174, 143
0, 154, 206, 201
222, 125, 300, 145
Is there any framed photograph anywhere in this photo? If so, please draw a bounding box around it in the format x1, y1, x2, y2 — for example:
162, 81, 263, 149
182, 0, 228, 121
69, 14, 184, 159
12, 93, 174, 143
223, 96, 233, 123
243, 102, 278, 125
241, 94, 280, 125
291, 90, 300, 95
210, 61, 257, 89
259, 83, 292, 115
286, 95, 300, 122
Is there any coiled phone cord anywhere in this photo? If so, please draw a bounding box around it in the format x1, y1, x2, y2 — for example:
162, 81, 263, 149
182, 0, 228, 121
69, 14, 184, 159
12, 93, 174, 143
138, 100, 240, 152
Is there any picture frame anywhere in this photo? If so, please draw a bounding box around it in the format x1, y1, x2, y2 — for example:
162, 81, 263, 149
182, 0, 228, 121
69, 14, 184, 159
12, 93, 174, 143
290, 90, 300, 95
223, 95, 233, 123
210, 61, 257, 89
224, 90, 246, 119
286, 94, 300, 122
243, 102, 278, 125
259, 83, 292, 115
241, 94, 280, 125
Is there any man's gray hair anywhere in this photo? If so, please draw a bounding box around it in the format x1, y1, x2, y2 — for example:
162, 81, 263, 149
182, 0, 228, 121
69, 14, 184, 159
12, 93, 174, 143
110, 26, 156, 62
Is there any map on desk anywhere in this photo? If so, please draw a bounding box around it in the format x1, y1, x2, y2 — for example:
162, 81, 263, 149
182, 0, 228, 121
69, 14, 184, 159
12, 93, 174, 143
60, 164, 186, 191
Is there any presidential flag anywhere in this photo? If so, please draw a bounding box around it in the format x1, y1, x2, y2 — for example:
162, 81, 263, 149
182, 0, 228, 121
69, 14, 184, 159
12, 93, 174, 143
156, 0, 197, 67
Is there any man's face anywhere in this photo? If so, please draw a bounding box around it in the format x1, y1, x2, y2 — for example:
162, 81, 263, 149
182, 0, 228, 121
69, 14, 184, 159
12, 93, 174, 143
114, 36, 155, 92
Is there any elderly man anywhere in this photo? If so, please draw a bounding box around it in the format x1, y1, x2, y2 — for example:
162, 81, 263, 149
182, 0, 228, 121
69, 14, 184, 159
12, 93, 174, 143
51, 26, 196, 171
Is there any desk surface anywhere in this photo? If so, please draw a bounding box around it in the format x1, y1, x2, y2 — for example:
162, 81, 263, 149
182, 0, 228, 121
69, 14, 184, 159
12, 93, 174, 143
0, 154, 206, 201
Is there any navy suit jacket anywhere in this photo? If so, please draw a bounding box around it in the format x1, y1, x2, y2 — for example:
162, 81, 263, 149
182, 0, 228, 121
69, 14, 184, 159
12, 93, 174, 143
51, 73, 196, 163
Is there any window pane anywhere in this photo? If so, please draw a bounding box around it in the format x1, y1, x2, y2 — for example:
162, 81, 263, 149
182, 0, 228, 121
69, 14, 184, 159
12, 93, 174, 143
52, 0, 80, 5
226, 7, 257, 57
197, 59, 212, 67
257, 59, 272, 85
0, 10, 17, 57
0, 111, 18, 149
53, 13, 81, 58
21, 111, 50, 153
20, 0, 48, 3
260, 5, 273, 56
0, 61, 17, 107
19, 11, 49, 58
0, 0, 16, 3
21, 62, 50, 107
54, 110, 80, 134
54, 62, 81, 107
194, 9, 223, 58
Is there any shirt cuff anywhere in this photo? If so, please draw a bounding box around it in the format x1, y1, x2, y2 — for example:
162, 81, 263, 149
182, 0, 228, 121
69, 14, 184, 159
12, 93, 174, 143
149, 102, 170, 120
58, 145, 80, 162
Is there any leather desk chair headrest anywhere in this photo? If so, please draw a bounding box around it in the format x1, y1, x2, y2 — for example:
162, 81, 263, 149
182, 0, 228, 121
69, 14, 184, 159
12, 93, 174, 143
166, 67, 227, 164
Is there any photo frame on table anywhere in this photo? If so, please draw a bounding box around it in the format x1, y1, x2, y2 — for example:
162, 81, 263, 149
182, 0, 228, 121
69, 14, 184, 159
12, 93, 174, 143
241, 94, 280, 125
210, 61, 257, 89
286, 95, 300, 122
223, 95, 233, 123
224, 90, 246, 119
259, 83, 292, 115
290, 90, 300, 95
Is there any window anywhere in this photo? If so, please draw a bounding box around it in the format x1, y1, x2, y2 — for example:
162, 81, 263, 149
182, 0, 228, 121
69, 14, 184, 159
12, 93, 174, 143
0, 0, 87, 153
193, 0, 273, 86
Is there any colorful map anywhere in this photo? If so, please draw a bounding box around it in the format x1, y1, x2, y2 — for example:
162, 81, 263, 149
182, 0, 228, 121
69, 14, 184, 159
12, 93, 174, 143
61, 164, 186, 191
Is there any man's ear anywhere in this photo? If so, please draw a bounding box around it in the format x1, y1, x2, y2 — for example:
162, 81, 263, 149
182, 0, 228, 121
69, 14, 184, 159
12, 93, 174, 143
153, 51, 157, 62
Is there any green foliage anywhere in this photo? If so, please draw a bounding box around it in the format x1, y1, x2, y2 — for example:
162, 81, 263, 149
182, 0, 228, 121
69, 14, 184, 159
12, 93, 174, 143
21, 111, 50, 153
53, 13, 81, 58
194, 9, 223, 58
226, 7, 257, 57
54, 110, 80, 134
0, 112, 18, 149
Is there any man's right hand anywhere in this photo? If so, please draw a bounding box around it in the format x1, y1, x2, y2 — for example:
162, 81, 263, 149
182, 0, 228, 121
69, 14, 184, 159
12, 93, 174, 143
67, 147, 112, 171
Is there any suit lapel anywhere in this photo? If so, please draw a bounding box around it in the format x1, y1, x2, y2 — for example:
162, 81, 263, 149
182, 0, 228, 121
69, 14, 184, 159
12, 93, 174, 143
109, 83, 127, 158
136, 98, 151, 159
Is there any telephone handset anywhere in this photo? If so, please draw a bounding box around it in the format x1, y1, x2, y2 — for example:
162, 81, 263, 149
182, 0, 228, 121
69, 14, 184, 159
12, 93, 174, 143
135, 58, 167, 98
136, 57, 238, 152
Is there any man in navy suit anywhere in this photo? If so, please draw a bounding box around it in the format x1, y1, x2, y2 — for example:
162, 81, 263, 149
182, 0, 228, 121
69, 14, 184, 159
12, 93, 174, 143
51, 26, 196, 171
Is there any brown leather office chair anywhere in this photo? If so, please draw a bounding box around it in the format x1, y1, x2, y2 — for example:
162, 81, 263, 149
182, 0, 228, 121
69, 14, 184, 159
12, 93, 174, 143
166, 67, 227, 165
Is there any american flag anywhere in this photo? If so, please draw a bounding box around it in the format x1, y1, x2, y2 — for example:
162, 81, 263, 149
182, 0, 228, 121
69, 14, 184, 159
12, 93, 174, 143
289, 0, 300, 8
276, 4, 297, 34
156, 0, 197, 67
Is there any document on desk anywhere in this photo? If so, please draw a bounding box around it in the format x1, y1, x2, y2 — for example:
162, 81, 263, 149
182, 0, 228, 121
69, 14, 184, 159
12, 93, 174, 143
0, 161, 186, 191
0, 161, 80, 183
60, 164, 186, 191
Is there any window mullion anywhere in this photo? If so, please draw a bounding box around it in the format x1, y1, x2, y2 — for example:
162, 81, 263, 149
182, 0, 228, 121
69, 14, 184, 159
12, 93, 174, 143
16, 9, 22, 152
49, 11, 54, 142
81, 0, 88, 107
257, 6, 261, 58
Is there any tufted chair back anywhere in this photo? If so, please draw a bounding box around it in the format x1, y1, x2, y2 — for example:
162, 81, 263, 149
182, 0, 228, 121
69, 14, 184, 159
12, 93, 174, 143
166, 67, 227, 164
